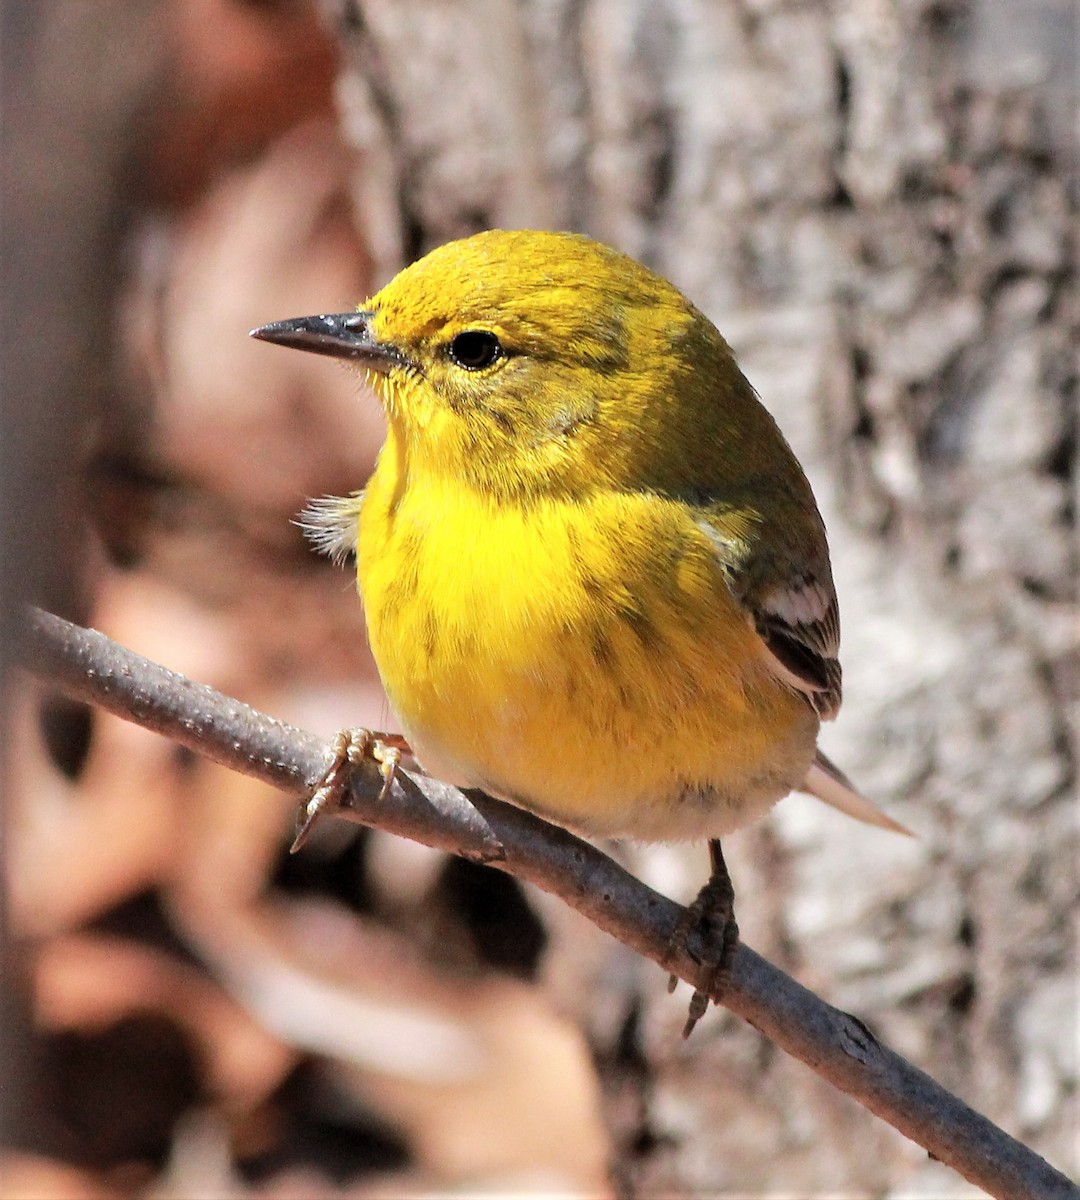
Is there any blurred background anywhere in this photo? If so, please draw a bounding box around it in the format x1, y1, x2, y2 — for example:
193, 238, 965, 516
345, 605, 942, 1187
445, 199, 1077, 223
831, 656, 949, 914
1, 1, 1075, 1196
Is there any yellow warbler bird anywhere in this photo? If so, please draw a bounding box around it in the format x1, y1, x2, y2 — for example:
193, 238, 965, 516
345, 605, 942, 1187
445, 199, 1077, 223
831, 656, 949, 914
252, 229, 906, 1034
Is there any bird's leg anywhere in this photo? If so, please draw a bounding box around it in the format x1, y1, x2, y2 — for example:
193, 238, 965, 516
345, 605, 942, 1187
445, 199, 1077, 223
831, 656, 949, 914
666, 838, 740, 1037
291, 729, 410, 852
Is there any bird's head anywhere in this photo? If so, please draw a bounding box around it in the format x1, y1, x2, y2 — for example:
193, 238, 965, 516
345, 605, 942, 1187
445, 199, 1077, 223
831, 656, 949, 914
252, 229, 758, 503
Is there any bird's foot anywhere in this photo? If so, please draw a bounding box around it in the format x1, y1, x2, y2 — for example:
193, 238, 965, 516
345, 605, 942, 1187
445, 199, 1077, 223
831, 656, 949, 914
666, 838, 739, 1038
291, 728, 409, 852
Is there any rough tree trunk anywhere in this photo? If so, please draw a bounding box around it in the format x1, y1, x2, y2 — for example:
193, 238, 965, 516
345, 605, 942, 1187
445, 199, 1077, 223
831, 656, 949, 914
323, 0, 1076, 1193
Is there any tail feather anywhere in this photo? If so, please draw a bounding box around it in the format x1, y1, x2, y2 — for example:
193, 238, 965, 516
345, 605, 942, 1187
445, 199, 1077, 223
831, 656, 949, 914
801, 750, 913, 836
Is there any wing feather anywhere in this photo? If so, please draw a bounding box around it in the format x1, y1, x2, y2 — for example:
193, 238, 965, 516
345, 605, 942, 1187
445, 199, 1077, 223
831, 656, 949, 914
694, 512, 842, 720
756, 575, 842, 719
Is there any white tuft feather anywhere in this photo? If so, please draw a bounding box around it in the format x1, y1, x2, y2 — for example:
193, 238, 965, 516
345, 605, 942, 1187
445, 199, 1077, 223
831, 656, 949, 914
297, 494, 363, 567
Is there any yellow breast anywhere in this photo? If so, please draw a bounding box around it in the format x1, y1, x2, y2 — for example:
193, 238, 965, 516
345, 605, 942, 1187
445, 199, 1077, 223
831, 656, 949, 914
357, 448, 817, 841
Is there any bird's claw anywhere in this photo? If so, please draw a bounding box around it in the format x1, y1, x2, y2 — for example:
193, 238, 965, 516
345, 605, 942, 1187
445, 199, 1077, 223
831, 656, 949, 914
291, 728, 403, 853
665, 839, 739, 1037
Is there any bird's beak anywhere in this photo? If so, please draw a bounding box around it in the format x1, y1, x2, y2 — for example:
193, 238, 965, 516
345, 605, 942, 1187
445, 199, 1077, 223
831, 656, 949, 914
249, 311, 400, 372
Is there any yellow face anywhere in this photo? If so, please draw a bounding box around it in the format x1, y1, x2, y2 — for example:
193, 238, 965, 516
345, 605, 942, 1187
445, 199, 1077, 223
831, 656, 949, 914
358, 229, 727, 502
251, 228, 800, 518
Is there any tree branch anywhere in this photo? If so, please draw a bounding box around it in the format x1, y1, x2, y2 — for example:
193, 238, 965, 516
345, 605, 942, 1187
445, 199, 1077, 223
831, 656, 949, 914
20, 607, 1078, 1200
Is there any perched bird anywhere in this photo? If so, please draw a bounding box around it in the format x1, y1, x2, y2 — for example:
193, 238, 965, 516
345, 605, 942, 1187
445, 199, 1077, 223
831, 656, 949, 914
252, 229, 906, 1034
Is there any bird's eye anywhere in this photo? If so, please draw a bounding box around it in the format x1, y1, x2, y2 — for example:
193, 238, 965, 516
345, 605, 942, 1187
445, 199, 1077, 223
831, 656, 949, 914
448, 330, 502, 370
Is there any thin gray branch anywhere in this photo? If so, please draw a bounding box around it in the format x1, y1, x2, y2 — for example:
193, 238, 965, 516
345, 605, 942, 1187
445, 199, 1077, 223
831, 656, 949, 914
21, 607, 1078, 1200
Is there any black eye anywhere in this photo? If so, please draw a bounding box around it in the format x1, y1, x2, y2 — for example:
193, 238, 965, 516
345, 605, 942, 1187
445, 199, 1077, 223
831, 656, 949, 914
448, 330, 502, 370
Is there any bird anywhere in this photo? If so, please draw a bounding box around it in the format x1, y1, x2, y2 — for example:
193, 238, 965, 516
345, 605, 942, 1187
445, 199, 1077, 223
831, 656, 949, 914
251, 228, 908, 1034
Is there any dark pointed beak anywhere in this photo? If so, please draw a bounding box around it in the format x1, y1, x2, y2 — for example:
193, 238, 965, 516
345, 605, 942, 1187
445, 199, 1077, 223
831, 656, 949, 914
249, 311, 400, 371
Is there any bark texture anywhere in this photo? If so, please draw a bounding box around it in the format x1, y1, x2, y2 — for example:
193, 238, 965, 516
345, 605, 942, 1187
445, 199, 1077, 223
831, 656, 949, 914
323, 1, 1076, 1193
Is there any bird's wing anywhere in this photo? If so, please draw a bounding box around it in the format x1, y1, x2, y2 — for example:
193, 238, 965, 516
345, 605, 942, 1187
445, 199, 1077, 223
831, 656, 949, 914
752, 572, 842, 720
298, 493, 363, 565
694, 509, 842, 721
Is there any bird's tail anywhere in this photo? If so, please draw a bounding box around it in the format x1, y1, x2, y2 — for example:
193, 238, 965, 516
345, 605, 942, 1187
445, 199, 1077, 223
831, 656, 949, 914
801, 750, 913, 835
